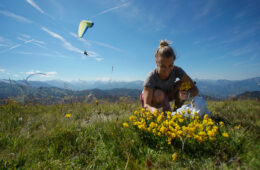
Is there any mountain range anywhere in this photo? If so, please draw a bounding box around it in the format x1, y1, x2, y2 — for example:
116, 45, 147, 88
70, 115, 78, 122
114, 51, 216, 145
0, 77, 259, 103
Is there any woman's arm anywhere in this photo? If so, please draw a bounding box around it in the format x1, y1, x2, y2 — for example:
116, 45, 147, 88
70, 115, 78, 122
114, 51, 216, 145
143, 86, 159, 113
180, 74, 199, 98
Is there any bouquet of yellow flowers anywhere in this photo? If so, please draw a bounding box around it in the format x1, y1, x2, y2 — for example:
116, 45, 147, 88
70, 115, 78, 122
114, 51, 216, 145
179, 82, 191, 91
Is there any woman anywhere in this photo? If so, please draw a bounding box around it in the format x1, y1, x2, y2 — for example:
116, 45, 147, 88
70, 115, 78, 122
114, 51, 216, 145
141, 40, 198, 113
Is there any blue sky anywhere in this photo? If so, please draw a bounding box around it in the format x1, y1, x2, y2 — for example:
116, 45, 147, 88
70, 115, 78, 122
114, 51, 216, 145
0, 0, 259, 82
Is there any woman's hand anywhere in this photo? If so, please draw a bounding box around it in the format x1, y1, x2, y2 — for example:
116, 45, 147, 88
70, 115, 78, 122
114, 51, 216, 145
149, 107, 160, 114
179, 90, 188, 100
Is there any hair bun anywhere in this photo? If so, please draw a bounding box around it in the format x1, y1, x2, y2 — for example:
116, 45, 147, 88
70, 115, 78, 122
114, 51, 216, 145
159, 40, 171, 47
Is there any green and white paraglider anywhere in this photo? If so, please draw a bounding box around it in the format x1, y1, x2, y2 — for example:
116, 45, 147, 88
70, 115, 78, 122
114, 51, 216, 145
78, 20, 94, 38
78, 20, 94, 56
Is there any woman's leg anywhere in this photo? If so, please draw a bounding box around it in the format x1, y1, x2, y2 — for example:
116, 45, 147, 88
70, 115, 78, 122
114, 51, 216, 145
140, 89, 171, 111
152, 89, 171, 111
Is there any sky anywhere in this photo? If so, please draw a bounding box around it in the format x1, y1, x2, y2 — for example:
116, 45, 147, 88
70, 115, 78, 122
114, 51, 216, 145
0, 0, 259, 82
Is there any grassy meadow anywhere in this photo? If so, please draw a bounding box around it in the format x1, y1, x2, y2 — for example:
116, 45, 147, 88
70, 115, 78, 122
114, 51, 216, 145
0, 99, 259, 169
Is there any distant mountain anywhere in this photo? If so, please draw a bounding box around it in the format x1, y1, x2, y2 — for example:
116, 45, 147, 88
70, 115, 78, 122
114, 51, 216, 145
36, 80, 144, 90
0, 77, 259, 100
0, 81, 142, 104
234, 91, 260, 100
195, 77, 260, 98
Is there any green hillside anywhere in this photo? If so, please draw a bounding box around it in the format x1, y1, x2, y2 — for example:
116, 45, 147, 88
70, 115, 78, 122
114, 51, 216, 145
0, 99, 259, 169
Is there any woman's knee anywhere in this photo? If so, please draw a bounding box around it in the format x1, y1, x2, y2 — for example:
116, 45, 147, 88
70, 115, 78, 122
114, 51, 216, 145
153, 89, 165, 104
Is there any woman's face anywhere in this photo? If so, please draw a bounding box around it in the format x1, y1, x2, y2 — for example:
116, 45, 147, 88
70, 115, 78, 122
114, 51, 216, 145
156, 56, 174, 80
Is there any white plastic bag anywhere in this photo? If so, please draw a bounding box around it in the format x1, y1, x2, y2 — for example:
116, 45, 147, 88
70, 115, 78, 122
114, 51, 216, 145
172, 96, 211, 118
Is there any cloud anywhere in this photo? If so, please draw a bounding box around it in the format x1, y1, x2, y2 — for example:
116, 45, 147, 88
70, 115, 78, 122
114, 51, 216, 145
70, 32, 91, 47
0, 36, 12, 47
26, 0, 44, 14
70, 32, 124, 53
0, 39, 33, 53
90, 40, 125, 53
41, 27, 82, 54
219, 25, 260, 45
0, 68, 5, 73
0, 10, 32, 23
193, 36, 216, 45
90, 2, 130, 18
41, 28, 102, 61
194, 0, 215, 20
17, 51, 70, 59
26, 70, 41, 75
46, 71, 57, 75
17, 35, 46, 49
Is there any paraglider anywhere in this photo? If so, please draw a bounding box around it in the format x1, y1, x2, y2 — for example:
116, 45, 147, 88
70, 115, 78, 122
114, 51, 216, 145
24, 73, 47, 85
84, 51, 88, 56
78, 20, 94, 38
78, 20, 94, 56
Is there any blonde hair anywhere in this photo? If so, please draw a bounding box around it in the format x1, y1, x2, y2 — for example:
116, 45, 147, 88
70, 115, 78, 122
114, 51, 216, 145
155, 40, 176, 61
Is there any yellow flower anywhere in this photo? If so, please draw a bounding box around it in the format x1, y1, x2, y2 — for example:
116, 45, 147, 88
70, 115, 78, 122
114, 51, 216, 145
178, 118, 184, 123
123, 123, 129, 128
219, 121, 224, 127
209, 137, 215, 141
222, 132, 229, 138
168, 138, 172, 145
172, 153, 177, 161
235, 124, 242, 129
129, 116, 137, 122
179, 82, 191, 91
160, 126, 167, 133
65, 114, 71, 118
157, 115, 163, 123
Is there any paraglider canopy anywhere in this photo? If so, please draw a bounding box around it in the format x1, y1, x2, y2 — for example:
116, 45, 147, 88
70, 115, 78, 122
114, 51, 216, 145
78, 20, 94, 38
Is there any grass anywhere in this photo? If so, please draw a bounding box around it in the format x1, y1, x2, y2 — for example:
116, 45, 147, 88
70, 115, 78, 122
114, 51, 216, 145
0, 99, 259, 169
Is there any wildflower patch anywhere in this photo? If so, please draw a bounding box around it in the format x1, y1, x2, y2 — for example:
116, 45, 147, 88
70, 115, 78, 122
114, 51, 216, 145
124, 108, 230, 161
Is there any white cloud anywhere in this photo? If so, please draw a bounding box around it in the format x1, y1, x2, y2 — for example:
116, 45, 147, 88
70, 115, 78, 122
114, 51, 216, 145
20, 34, 31, 39
0, 68, 5, 73
0, 36, 12, 47
70, 32, 91, 47
95, 77, 112, 82
41, 27, 82, 54
0, 39, 33, 53
194, 0, 215, 20
26, 0, 44, 14
26, 70, 41, 75
90, 2, 130, 18
42, 27, 102, 60
17, 51, 71, 59
90, 40, 124, 53
17, 35, 46, 49
0, 10, 32, 23
46, 71, 57, 75
70, 32, 124, 53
